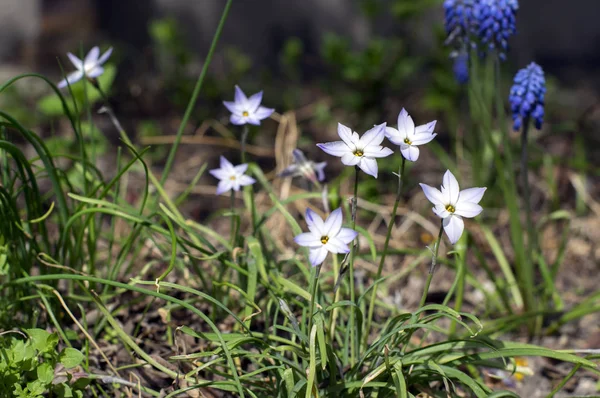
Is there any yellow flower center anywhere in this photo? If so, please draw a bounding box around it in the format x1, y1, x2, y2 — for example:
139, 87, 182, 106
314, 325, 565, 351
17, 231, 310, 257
229, 176, 237, 181
320, 236, 329, 244
445, 204, 455, 213
404, 138, 412, 145
242, 111, 249, 117
353, 150, 364, 157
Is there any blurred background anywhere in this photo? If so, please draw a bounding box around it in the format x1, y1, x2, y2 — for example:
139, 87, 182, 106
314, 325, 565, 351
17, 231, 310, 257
1, 0, 599, 176
2, 0, 600, 79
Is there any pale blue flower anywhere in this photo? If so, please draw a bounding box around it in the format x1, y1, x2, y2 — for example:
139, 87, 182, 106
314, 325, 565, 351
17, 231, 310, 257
294, 208, 357, 266
385, 109, 437, 162
209, 156, 256, 195
279, 149, 327, 183
420, 170, 486, 244
223, 85, 274, 126
58, 46, 113, 89
317, 123, 393, 178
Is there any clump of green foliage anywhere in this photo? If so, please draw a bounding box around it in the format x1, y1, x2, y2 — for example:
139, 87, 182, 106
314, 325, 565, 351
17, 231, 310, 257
0, 330, 86, 398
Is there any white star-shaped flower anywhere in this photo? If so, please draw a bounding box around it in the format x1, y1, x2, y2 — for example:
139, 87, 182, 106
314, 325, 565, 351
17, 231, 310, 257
223, 85, 274, 125
58, 46, 113, 89
385, 108, 437, 162
317, 123, 393, 178
294, 208, 358, 266
209, 156, 256, 195
419, 170, 486, 244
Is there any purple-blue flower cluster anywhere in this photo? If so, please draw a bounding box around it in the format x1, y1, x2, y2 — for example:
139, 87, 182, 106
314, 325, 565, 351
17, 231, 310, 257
443, 0, 478, 49
444, 0, 519, 82
476, 0, 519, 60
509, 62, 546, 131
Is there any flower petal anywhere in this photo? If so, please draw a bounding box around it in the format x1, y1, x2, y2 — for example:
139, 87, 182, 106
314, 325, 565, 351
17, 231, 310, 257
410, 132, 437, 146
245, 116, 261, 126
397, 108, 415, 138
419, 183, 444, 206
315, 162, 327, 181
57, 70, 84, 89
234, 85, 247, 104
341, 152, 361, 166
309, 246, 329, 266
97, 47, 113, 65
359, 158, 378, 178
317, 141, 349, 157
219, 156, 235, 171
66, 53, 83, 70
254, 106, 274, 120
230, 114, 246, 125
458, 187, 486, 204
294, 232, 321, 248
384, 126, 402, 143
209, 168, 229, 180
305, 208, 325, 235
86, 66, 104, 78
443, 215, 464, 244
234, 164, 248, 174
223, 100, 243, 115
433, 205, 450, 219
359, 123, 386, 147
84, 46, 100, 67
400, 144, 420, 162
336, 227, 358, 244
216, 180, 233, 195
325, 238, 350, 254
442, 170, 460, 205
454, 202, 483, 218
337, 123, 355, 147
363, 146, 393, 158
415, 120, 437, 135
246, 91, 263, 111
323, 208, 343, 236
237, 175, 256, 187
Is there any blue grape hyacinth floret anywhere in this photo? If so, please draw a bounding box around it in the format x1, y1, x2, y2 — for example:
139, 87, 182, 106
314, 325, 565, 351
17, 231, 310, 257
509, 62, 546, 131
443, 0, 479, 48
452, 50, 470, 84
476, 0, 519, 60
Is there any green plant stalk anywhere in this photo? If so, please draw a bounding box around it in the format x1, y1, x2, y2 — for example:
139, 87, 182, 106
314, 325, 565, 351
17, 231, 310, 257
307, 263, 322, 335
348, 166, 359, 365
520, 117, 538, 261
364, 157, 406, 347
81, 65, 99, 276
493, 58, 535, 319
230, 189, 236, 246
328, 252, 341, 340
160, 0, 232, 186
240, 124, 249, 164
419, 220, 445, 308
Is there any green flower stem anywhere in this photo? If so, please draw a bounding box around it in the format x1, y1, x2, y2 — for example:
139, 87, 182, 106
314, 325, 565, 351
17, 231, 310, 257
349, 166, 359, 365
418, 220, 445, 308
520, 117, 537, 256
240, 124, 249, 164
328, 252, 341, 340
307, 263, 322, 335
364, 157, 406, 347
493, 58, 534, 319
160, 0, 232, 186
230, 189, 236, 246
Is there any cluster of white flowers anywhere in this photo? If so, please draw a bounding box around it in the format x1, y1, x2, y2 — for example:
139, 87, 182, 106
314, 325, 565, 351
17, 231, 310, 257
58, 47, 486, 267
